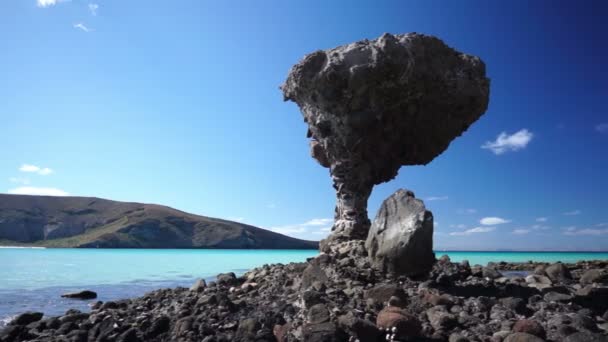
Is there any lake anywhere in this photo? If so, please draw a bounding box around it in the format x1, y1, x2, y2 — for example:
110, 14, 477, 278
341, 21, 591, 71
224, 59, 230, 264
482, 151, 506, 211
1, 248, 607, 327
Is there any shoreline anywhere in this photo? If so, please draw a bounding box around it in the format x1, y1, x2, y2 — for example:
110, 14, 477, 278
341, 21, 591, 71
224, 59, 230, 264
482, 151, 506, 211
1, 253, 607, 341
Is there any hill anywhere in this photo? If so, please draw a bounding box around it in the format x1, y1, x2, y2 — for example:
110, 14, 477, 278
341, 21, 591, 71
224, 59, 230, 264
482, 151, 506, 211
0, 194, 318, 249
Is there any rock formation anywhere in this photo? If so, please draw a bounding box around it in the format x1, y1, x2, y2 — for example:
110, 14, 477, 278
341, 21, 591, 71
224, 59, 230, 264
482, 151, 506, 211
365, 189, 435, 276
282, 32, 490, 247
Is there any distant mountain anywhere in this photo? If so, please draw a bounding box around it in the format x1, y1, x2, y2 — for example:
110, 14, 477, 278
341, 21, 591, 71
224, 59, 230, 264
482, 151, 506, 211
0, 194, 318, 249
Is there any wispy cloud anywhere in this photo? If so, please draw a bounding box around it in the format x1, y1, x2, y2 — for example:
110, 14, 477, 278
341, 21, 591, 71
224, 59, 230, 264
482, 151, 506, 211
19, 164, 53, 176
457, 208, 477, 215
73, 23, 90, 32
563, 227, 608, 236
8, 186, 68, 196
449, 224, 467, 229
88, 3, 98, 15
426, 195, 448, 201
9, 177, 30, 185
563, 210, 581, 216
480, 217, 510, 225
482, 129, 533, 155
536, 217, 548, 222
595, 123, 608, 133
268, 218, 333, 236
512, 229, 531, 235
450, 227, 495, 236
531, 224, 550, 230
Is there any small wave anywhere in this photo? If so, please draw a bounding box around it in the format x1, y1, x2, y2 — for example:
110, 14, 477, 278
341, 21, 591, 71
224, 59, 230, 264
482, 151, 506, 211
0, 315, 16, 328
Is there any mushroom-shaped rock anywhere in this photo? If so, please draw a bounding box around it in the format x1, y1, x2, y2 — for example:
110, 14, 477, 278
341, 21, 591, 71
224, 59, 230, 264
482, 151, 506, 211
282, 32, 490, 247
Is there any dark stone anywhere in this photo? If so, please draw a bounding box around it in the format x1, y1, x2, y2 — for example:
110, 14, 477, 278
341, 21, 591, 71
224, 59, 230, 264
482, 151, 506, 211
580, 269, 608, 285
302, 322, 346, 342
365, 189, 435, 276
282, 32, 489, 245
9, 312, 43, 326
504, 332, 546, 342
564, 332, 608, 342
117, 328, 141, 342
146, 315, 171, 338
545, 263, 572, 282
216, 272, 237, 285
544, 291, 573, 302
61, 290, 97, 300
190, 278, 207, 292
376, 306, 422, 339
512, 319, 546, 339
337, 312, 381, 341
66, 329, 88, 342
482, 267, 502, 279
307, 304, 330, 325
301, 263, 329, 289
365, 284, 407, 306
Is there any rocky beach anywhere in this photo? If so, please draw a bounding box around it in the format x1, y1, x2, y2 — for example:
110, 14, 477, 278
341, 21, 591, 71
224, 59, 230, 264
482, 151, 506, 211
1, 31, 606, 342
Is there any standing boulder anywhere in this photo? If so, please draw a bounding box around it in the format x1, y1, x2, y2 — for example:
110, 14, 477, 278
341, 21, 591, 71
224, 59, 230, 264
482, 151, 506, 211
365, 189, 435, 276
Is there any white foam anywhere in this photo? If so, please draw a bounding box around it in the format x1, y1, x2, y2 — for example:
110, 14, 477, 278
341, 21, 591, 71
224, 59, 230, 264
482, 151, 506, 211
0, 315, 16, 328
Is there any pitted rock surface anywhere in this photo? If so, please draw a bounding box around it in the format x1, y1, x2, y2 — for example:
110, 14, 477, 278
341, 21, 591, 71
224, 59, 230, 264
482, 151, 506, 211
282, 32, 490, 246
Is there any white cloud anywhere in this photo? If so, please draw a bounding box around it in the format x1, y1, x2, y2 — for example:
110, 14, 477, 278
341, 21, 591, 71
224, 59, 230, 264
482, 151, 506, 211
37, 0, 57, 7
304, 218, 333, 226
536, 217, 548, 222
512, 229, 531, 235
531, 224, 550, 230
9, 177, 30, 185
480, 217, 510, 225
73, 23, 90, 32
449, 224, 467, 229
8, 186, 68, 196
563, 228, 608, 236
481, 129, 533, 155
19, 164, 53, 176
228, 217, 245, 222
426, 196, 448, 201
563, 210, 581, 216
596, 123, 608, 133
450, 227, 495, 236
88, 3, 98, 15
268, 218, 333, 236
37, 0, 70, 7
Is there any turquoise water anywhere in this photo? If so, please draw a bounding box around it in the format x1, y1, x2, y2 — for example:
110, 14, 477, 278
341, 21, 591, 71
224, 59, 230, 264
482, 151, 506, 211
0, 248, 607, 327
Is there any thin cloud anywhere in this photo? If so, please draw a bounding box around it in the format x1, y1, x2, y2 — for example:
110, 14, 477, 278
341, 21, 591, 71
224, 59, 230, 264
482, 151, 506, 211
450, 227, 495, 236
512, 229, 531, 235
8, 186, 69, 196
596, 123, 608, 133
268, 218, 333, 236
88, 3, 98, 15
563, 210, 581, 216
536, 217, 548, 222
563, 228, 608, 236
480, 217, 510, 225
9, 177, 30, 185
531, 224, 550, 230
426, 195, 448, 201
73, 23, 91, 32
449, 224, 467, 229
457, 208, 477, 215
481, 129, 533, 155
19, 164, 53, 176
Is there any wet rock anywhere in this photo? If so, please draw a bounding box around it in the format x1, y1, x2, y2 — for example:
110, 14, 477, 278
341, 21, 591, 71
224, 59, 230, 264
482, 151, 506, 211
365, 189, 435, 276
216, 272, 237, 285
61, 290, 97, 300
190, 278, 207, 292
282, 32, 489, 246
9, 312, 43, 326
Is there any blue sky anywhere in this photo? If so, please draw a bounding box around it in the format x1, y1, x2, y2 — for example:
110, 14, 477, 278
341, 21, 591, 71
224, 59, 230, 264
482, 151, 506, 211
0, 0, 606, 250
